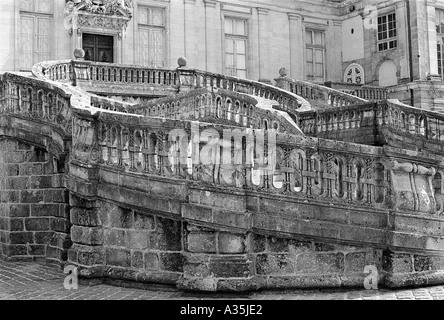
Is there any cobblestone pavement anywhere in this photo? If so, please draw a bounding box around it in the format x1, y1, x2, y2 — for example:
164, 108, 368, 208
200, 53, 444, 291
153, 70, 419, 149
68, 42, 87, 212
0, 260, 444, 300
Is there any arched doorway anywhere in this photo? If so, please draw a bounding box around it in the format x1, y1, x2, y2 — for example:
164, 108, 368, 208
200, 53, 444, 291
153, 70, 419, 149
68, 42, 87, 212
378, 60, 398, 87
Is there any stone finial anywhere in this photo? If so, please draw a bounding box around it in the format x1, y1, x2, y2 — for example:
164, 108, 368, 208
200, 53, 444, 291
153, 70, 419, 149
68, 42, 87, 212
279, 67, 288, 78
74, 48, 85, 60
178, 57, 188, 68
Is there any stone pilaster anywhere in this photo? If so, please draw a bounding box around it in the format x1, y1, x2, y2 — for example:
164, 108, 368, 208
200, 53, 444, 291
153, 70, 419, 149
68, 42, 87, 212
288, 13, 303, 81
257, 8, 270, 83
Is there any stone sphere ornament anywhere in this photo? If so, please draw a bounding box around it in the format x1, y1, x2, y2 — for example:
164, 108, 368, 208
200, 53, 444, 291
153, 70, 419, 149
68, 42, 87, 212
74, 48, 86, 60
178, 57, 188, 68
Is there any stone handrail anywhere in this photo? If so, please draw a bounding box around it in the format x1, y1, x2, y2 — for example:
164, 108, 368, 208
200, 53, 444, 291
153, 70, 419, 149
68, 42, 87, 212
325, 82, 388, 101
71, 108, 393, 211
275, 73, 368, 109
0, 72, 74, 136
32, 60, 311, 119
124, 88, 302, 135
298, 98, 444, 148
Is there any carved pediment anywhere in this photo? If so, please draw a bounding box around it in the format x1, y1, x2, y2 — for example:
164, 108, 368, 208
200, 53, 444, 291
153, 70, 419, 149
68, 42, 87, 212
65, 0, 132, 17
65, 0, 133, 34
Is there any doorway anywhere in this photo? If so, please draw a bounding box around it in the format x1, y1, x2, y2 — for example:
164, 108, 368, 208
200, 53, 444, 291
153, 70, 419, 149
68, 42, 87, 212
82, 33, 114, 63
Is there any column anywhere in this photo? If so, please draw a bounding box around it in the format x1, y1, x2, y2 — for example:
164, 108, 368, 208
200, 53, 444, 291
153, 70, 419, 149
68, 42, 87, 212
288, 13, 303, 80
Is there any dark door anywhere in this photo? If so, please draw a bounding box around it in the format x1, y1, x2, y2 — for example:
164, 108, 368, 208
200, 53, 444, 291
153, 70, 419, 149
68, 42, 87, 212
82, 33, 114, 63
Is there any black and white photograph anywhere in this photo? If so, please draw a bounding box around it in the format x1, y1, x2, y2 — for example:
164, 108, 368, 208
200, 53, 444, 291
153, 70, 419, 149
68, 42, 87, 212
0, 0, 443, 309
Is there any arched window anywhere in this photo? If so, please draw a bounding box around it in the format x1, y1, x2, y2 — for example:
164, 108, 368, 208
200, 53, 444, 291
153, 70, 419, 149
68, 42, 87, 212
344, 63, 365, 84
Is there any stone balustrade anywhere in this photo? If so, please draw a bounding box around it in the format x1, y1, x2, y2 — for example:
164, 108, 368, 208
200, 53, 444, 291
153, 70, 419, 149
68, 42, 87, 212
32, 60, 309, 120
325, 82, 388, 101
298, 99, 444, 150
275, 70, 368, 109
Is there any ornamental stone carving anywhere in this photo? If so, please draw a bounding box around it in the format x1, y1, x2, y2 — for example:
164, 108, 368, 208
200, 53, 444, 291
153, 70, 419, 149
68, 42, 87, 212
65, 0, 133, 35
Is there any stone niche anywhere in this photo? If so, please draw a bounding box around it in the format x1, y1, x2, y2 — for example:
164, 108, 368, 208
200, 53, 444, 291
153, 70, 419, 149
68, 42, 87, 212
64, 0, 133, 64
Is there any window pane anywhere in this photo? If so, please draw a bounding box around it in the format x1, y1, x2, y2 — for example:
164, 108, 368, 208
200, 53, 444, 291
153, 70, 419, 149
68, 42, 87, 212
306, 62, 313, 77
226, 39, 234, 53
236, 40, 246, 54
237, 54, 246, 70
20, 15, 34, 70
235, 20, 246, 36
139, 8, 148, 24
305, 31, 312, 45
314, 49, 323, 63
314, 31, 323, 45
315, 63, 323, 77
225, 19, 233, 34
151, 8, 164, 26
306, 48, 313, 62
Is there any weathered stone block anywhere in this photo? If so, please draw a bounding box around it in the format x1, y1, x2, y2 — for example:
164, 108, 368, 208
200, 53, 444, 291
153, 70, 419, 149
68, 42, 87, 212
6, 177, 29, 190
10, 218, 24, 231
344, 251, 382, 273
134, 212, 155, 230
256, 254, 295, 275
187, 232, 217, 253
44, 190, 68, 203
104, 229, 125, 247
51, 217, 71, 233
268, 237, 312, 253
209, 257, 251, 278
34, 231, 54, 245
28, 244, 45, 256
75, 245, 105, 266
125, 230, 148, 250
30, 204, 60, 217
8, 244, 28, 256
252, 234, 266, 253
132, 251, 144, 269
296, 253, 344, 274
9, 232, 33, 244
20, 190, 44, 204
144, 252, 159, 270
70, 208, 102, 227
218, 233, 246, 254
100, 202, 133, 229
106, 248, 131, 268
383, 251, 413, 273
71, 226, 103, 245
159, 253, 184, 272
25, 218, 50, 231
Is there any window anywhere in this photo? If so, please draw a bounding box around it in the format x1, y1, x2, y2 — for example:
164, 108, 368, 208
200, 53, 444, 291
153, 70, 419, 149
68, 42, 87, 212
436, 10, 444, 80
19, 0, 53, 71
138, 6, 166, 67
344, 63, 365, 84
305, 29, 325, 83
225, 18, 248, 78
377, 13, 397, 52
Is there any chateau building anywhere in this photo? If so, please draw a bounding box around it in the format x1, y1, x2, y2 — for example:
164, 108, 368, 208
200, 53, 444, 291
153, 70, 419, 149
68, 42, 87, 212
1, 0, 444, 110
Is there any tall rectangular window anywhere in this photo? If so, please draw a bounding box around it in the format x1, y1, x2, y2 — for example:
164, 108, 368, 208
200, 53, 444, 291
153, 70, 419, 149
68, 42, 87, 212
138, 6, 166, 67
437, 10, 444, 80
19, 0, 53, 71
305, 29, 325, 83
225, 18, 248, 78
378, 12, 397, 52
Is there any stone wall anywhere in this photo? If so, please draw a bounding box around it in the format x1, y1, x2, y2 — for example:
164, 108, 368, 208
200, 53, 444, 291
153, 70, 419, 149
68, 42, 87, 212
0, 138, 70, 264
